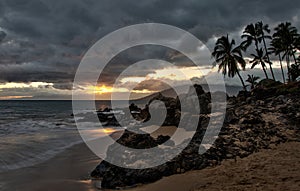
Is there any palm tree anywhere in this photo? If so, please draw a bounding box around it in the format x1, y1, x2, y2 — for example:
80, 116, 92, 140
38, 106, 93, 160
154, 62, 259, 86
241, 23, 260, 50
241, 23, 269, 79
212, 35, 247, 90
246, 74, 260, 89
269, 40, 286, 83
257, 21, 276, 80
273, 22, 300, 81
250, 48, 269, 78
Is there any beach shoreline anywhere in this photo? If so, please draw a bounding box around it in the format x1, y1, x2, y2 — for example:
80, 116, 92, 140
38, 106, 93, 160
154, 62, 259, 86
1, 140, 300, 191
0, 130, 125, 191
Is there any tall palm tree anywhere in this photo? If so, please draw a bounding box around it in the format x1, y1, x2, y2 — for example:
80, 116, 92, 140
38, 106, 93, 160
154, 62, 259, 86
273, 22, 300, 81
250, 48, 269, 78
212, 35, 247, 90
269, 40, 286, 83
246, 74, 260, 90
257, 21, 276, 80
241, 23, 269, 79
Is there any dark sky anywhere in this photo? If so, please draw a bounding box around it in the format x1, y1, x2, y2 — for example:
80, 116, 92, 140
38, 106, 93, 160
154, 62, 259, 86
0, 0, 299, 99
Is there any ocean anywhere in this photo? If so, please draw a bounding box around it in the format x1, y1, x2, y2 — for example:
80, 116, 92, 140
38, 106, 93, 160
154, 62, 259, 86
0, 100, 127, 173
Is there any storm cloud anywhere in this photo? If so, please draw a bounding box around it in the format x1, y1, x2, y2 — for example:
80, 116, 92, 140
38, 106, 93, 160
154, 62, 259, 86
0, 0, 299, 94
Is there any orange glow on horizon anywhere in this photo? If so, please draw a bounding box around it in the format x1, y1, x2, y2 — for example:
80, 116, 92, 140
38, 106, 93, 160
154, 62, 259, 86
86, 128, 118, 135
88, 85, 128, 95
103, 128, 117, 134
88, 85, 155, 95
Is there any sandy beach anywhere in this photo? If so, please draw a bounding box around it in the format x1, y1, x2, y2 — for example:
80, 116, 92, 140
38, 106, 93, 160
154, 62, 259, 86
128, 142, 300, 191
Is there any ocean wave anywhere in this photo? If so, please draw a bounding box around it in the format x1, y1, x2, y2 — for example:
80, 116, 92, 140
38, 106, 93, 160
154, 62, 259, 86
0, 139, 84, 173
0, 100, 115, 172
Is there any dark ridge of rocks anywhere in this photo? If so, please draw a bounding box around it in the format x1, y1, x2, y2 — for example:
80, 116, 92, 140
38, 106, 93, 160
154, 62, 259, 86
122, 85, 212, 127
78, 84, 212, 128
90, 83, 300, 189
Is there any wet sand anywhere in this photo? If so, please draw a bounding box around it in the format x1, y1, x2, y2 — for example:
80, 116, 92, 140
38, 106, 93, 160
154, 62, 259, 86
0, 131, 124, 191
0, 142, 100, 191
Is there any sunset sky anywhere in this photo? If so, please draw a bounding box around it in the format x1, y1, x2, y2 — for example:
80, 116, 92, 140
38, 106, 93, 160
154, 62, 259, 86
0, 0, 299, 100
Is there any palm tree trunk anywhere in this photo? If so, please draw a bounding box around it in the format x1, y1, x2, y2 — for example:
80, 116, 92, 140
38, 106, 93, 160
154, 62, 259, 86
260, 58, 269, 79
286, 54, 291, 82
292, 51, 298, 65
236, 71, 246, 90
262, 36, 275, 80
278, 53, 285, 83
262, 65, 269, 79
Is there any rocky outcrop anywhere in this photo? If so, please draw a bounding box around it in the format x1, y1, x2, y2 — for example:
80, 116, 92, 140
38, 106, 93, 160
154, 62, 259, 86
90, 83, 300, 189
146, 93, 181, 126
86, 85, 212, 128
181, 84, 211, 114
127, 85, 212, 126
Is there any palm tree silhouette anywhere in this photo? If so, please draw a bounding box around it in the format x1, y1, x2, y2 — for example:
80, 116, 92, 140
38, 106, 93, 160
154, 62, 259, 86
246, 74, 260, 90
257, 21, 276, 80
212, 35, 247, 90
241, 23, 269, 79
241, 23, 260, 49
250, 48, 269, 78
273, 22, 300, 81
269, 40, 286, 83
